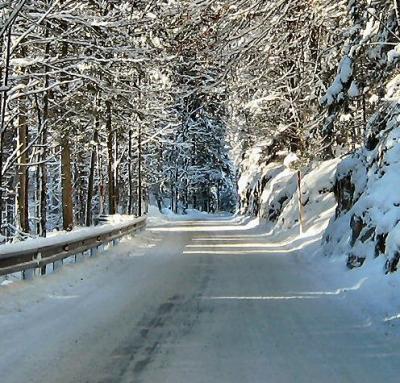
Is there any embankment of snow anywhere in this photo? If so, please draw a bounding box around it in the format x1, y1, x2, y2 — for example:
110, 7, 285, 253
0, 216, 145, 255
324, 121, 400, 272
237, 151, 340, 238
277, 158, 340, 235
238, 131, 400, 275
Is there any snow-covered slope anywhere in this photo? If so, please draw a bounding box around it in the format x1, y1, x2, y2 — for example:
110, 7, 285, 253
277, 158, 340, 234
238, 128, 400, 275
324, 111, 400, 272
237, 148, 340, 234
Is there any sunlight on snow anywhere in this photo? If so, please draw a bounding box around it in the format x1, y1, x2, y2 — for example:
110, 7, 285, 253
202, 295, 318, 301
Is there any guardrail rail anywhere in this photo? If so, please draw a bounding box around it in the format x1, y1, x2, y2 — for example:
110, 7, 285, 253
0, 216, 146, 278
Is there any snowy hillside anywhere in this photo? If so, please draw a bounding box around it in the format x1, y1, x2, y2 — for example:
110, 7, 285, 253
237, 140, 400, 274
237, 153, 339, 238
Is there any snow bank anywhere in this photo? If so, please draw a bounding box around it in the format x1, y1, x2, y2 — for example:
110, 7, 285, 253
147, 205, 220, 224
259, 165, 297, 222
0, 216, 145, 255
324, 102, 400, 272
236, 140, 289, 216
237, 143, 269, 212
277, 158, 340, 234
237, 147, 340, 239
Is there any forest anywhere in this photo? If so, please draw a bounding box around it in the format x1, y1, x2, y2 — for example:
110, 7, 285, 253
2, 0, 400, 272
4, 2, 400, 382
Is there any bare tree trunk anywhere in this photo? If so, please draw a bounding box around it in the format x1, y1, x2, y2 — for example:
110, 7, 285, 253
86, 120, 98, 226
16, 100, 29, 234
137, 123, 142, 216
61, 138, 73, 230
173, 167, 178, 214
59, 2, 73, 231
16, 45, 29, 234
0, 28, 12, 238
128, 129, 133, 215
170, 182, 174, 212
106, 100, 116, 214
114, 127, 119, 211
36, 34, 50, 238
74, 151, 86, 225
395, 0, 400, 24
98, 147, 105, 215
34, 92, 47, 275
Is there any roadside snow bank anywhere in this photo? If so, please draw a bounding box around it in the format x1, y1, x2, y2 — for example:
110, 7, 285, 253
324, 116, 400, 272
260, 165, 297, 222
237, 151, 339, 236
277, 158, 340, 234
0, 216, 145, 255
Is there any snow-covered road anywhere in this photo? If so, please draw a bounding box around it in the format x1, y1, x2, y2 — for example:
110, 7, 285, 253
2, 216, 400, 383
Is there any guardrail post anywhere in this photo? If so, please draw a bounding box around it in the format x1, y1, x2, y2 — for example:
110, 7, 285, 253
22, 268, 34, 280
53, 260, 63, 272
75, 252, 85, 263
90, 246, 98, 257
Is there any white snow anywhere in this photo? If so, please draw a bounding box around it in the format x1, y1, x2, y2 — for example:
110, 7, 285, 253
2, 206, 400, 381
348, 80, 360, 97
0, 216, 146, 255
283, 152, 299, 169
320, 55, 353, 106
276, 158, 340, 234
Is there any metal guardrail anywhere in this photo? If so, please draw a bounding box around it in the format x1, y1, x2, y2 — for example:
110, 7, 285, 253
0, 216, 146, 277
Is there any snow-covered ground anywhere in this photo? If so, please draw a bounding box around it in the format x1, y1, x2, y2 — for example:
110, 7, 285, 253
2, 208, 400, 382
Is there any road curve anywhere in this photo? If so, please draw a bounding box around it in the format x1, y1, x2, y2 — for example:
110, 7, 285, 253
1, 217, 400, 383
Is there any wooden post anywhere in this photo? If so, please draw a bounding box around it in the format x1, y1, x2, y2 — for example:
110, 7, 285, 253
90, 246, 98, 257
297, 170, 305, 234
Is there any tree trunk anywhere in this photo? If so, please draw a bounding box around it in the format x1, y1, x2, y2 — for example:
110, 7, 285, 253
61, 138, 74, 230
16, 45, 29, 234
395, 0, 400, 25
0, 27, 12, 238
114, 127, 119, 211
137, 123, 142, 216
173, 166, 178, 214
128, 129, 133, 214
59, 0, 73, 231
16, 103, 29, 234
106, 100, 116, 214
86, 121, 98, 226
37, 35, 50, 238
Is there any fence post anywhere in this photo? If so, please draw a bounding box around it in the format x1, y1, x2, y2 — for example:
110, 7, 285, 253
22, 268, 34, 280
53, 260, 63, 272
297, 170, 305, 234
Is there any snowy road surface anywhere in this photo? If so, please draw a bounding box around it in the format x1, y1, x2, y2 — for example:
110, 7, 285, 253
2, 216, 400, 383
